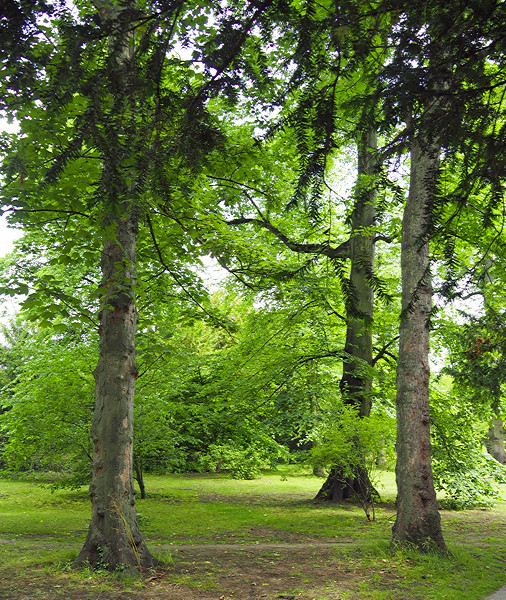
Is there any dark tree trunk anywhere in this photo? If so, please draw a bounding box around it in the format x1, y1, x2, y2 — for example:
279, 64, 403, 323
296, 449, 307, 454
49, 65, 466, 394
316, 129, 378, 503
392, 122, 448, 553
75, 208, 156, 571
315, 465, 372, 502
339, 131, 377, 420
315, 467, 354, 502
134, 453, 147, 499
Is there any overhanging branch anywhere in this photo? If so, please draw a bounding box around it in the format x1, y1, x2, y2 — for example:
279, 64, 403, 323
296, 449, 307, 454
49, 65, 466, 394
226, 216, 350, 259
146, 213, 236, 338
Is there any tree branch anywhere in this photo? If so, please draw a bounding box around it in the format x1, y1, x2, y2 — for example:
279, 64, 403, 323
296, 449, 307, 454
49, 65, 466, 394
6, 208, 90, 219
226, 216, 350, 259
372, 336, 399, 366
146, 214, 236, 338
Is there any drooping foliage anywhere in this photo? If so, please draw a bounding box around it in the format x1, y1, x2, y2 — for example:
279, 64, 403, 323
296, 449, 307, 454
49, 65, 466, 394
0, 0, 506, 566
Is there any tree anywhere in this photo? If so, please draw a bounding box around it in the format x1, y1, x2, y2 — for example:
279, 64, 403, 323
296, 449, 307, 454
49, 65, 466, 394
70, 0, 157, 569
199, 0, 402, 504
315, 128, 381, 502
444, 305, 506, 465
386, 0, 506, 551
1, 0, 298, 569
393, 99, 448, 551
430, 376, 506, 509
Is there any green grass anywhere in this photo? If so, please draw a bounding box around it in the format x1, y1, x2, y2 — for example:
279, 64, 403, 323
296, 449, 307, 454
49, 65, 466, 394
136, 468, 399, 541
0, 480, 88, 538
0, 469, 505, 600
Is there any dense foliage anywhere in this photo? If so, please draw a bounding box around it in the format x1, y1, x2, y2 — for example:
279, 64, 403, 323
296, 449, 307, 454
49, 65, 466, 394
0, 0, 505, 566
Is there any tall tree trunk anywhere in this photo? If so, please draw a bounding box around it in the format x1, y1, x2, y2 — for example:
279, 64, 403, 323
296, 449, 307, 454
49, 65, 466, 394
341, 129, 377, 420
316, 129, 377, 503
392, 124, 447, 552
75, 208, 155, 571
75, 2, 155, 572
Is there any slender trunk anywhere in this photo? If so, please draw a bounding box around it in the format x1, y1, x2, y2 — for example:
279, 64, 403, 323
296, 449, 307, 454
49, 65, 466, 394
134, 453, 147, 499
487, 416, 506, 464
75, 208, 155, 571
316, 129, 377, 503
392, 126, 447, 553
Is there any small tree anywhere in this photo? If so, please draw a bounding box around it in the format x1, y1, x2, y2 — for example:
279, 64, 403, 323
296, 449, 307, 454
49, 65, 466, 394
311, 401, 394, 521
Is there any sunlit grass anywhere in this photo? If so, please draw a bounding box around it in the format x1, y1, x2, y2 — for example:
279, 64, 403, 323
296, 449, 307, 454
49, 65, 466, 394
0, 470, 505, 600
0, 479, 89, 539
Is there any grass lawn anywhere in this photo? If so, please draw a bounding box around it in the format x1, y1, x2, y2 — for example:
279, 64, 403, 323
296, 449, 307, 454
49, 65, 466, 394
0, 468, 504, 600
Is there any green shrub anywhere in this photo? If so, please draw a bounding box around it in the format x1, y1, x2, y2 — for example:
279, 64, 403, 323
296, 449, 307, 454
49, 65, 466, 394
199, 439, 287, 479
431, 388, 506, 509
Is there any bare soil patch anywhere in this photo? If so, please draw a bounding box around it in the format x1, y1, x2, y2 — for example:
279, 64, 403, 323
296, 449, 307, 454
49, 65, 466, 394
0, 540, 367, 600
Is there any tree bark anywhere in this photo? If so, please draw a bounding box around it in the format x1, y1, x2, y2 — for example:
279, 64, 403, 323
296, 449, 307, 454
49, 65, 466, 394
487, 416, 506, 464
75, 208, 156, 571
315, 129, 377, 503
340, 129, 377, 419
74, 1, 155, 571
134, 453, 147, 499
392, 127, 448, 553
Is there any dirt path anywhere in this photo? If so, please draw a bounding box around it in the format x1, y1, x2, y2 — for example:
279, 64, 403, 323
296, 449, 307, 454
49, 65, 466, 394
1, 525, 504, 600
156, 540, 356, 551
0, 537, 366, 600
136, 539, 364, 600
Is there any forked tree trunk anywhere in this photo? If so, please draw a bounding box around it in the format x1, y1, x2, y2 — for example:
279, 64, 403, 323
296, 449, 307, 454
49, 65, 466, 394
392, 127, 447, 553
315, 129, 377, 503
75, 208, 156, 571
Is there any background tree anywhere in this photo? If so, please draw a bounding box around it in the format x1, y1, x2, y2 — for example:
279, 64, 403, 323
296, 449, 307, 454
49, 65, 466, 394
430, 376, 506, 509
443, 305, 506, 465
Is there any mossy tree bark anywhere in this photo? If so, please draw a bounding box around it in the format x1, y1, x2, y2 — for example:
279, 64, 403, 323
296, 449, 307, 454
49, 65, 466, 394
392, 121, 448, 553
340, 130, 377, 421
315, 129, 378, 503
